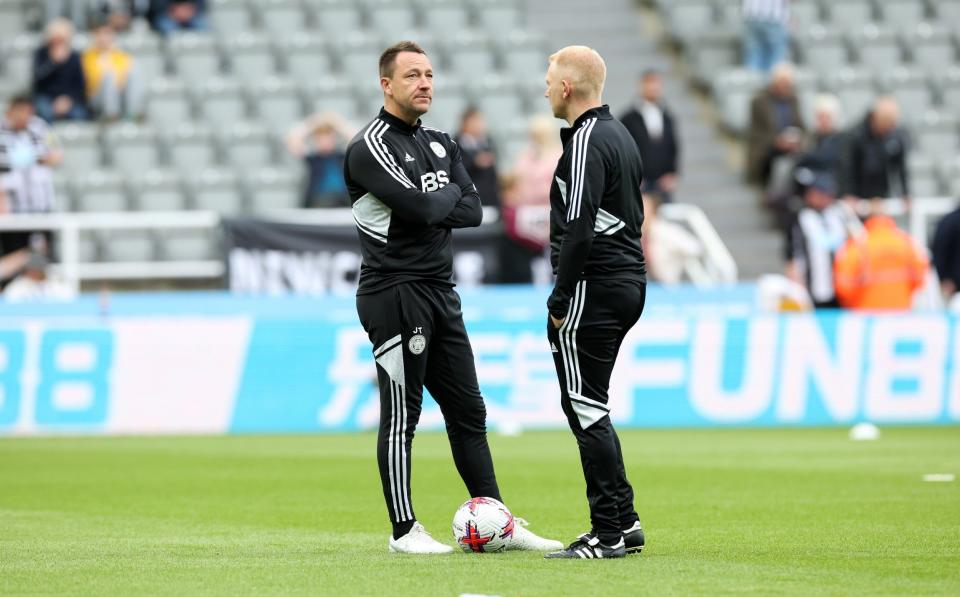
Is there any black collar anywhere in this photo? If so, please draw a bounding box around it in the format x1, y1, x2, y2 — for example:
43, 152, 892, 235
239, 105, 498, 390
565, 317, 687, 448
560, 105, 611, 145
378, 107, 421, 136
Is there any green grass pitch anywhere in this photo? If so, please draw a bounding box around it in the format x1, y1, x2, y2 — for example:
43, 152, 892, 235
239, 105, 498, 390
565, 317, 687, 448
2, 427, 959, 596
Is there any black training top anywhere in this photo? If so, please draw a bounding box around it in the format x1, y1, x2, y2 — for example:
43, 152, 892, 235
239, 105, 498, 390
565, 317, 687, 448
547, 105, 647, 318
344, 108, 482, 295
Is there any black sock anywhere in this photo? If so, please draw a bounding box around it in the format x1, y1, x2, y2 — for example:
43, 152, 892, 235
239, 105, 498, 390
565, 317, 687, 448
392, 520, 415, 540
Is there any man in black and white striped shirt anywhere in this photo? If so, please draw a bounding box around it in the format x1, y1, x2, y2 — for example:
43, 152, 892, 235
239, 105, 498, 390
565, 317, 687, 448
0, 95, 62, 256
742, 0, 791, 72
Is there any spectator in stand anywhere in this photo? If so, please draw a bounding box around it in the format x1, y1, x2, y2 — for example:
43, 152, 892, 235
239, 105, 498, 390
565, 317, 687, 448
931, 202, 960, 305
795, 94, 843, 181
3, 252, 75, 302
0, 95, 63, 257
33, 19, 90, 123
499, 115, 561, 283
454, 107, 500, 209
83, 20, 145, 121
747, 62, 804, 188
834, 207, 927, 311
742, 0, 791, 73
149, 0, 209, 35
838, 96, 910, 210
641, 193, 701, 285
619, 69, 680, 203
784, 174, 856, 309
285, 112, 353, 208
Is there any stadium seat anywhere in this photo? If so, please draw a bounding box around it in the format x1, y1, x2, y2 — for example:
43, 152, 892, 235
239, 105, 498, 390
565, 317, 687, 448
165, 123, 220, 173
301, 78, 362, 120
932, 0, 960, 24
335, 32, 386, 76
822, 68, 876, 122
79, 232, 99, 263
850, 25, 905, 74
280, 34, 334, 81
119, 35, 167, 81
145, 78, 194, 129
311, 0, 363, 35
196, 77, 250, 128
103, 124, 163, 176
365, 0, 417, 36
935, 68, 960, 112
218, 121, 275, 170
907, 155, 942, 197
467, 76, 526, 131
499, 30, 550, 81
160, 229, 218, 261
791, 0, 823, 30
249, 77, 305, 132
1, 34, 36, 85
879, 69, 935, 116
877, 0, 929, 30
713, 68, 765, 134
167, 33, 224, 84
0, 0, 28, 37
687, 33, 741, 88
824, 0, 876, 31
424, 78, 469, 133
907, 24, 957, 77
795, 26, 851, 72
913, 111, 959, 155
128, 169, 187, 211
419, 0, 472, 30
257, 0, 312, 36
472, 0, 525, 33
54, 123, 103, 175
245, 168, 302, 211
99, 230, 157, 262
188, 168, 245, 213
224, 33, 279, 83
444, 33, 498, 75
210, 0, 255, 34
663, 0, 715, 44
71, 169, 129, 212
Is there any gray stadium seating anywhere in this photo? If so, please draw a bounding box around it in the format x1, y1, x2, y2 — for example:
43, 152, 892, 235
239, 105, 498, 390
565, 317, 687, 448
210, 0, 254, 34
225, 33, 278, 83
218, 122, 275, 170
54, 123, 102, 175
103, 124, 162, 176
826, 0, 876, 31
852, 26, 905, 74
196, 77, 250, 128
0, 0, 28, 37
280, 34, 334, 81
145, 78, 194, 129
165, 124, 219, 174
160, 229, 218, 261
365, 0, 418, 36
188, 168, 245, 214
246, 168, 301, 211
419, 0, 472, 30
2, 34, 36, 85
795, 26, 851, 71
71, 170, 129, 212
249, 77, 305, 132
99, 229, 157, 262
129, 169, 187, 211
312, 0, 363, 35
301, 78, 362, 121
473, 0, 525, 33
258, 0, 312, 36
167, 33, 222, 83
878, 0, 930, 29
907, 25, 957, 77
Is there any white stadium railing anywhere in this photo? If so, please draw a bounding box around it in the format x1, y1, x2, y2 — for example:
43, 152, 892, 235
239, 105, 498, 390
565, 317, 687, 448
2, 198, 952, 292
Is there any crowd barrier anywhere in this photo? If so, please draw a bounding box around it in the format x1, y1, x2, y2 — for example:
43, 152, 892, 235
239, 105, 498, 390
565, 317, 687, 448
1, 285, 957, 435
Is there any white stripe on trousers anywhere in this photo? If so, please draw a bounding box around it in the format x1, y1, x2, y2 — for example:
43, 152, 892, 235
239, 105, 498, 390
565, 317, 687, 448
390, 379, 413, 521
559, 281, 587, 397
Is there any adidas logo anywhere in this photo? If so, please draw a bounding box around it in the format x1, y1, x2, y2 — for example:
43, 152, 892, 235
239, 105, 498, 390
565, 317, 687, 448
550, 342, 559, 353
404, 153, 415, 162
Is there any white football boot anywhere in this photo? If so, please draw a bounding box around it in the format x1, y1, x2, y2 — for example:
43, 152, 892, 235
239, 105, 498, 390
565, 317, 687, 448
388, 522, 454, 554
505, 517, 564, 551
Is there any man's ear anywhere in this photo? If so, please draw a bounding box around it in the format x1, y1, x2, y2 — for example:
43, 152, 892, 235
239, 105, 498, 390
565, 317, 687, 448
380, 77, 391, 96
562, 79, 572, 100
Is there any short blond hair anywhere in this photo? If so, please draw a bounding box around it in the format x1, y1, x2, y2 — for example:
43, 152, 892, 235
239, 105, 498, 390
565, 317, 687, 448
45, 18, 73, 41
549, 45, 606, 99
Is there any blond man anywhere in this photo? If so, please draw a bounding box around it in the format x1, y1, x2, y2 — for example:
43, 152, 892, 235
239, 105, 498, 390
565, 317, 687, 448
542, 46, 648, 559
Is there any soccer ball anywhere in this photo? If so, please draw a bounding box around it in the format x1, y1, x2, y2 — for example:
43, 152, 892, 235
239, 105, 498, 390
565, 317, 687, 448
452, 496, 515, 553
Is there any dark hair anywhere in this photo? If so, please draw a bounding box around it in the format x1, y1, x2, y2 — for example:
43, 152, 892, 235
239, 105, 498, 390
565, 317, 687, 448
379, 41, 427, 78
8, 94, 33, 109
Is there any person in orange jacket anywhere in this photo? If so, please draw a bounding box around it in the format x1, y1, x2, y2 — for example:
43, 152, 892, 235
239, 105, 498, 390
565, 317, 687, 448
833, 214, 928, 310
